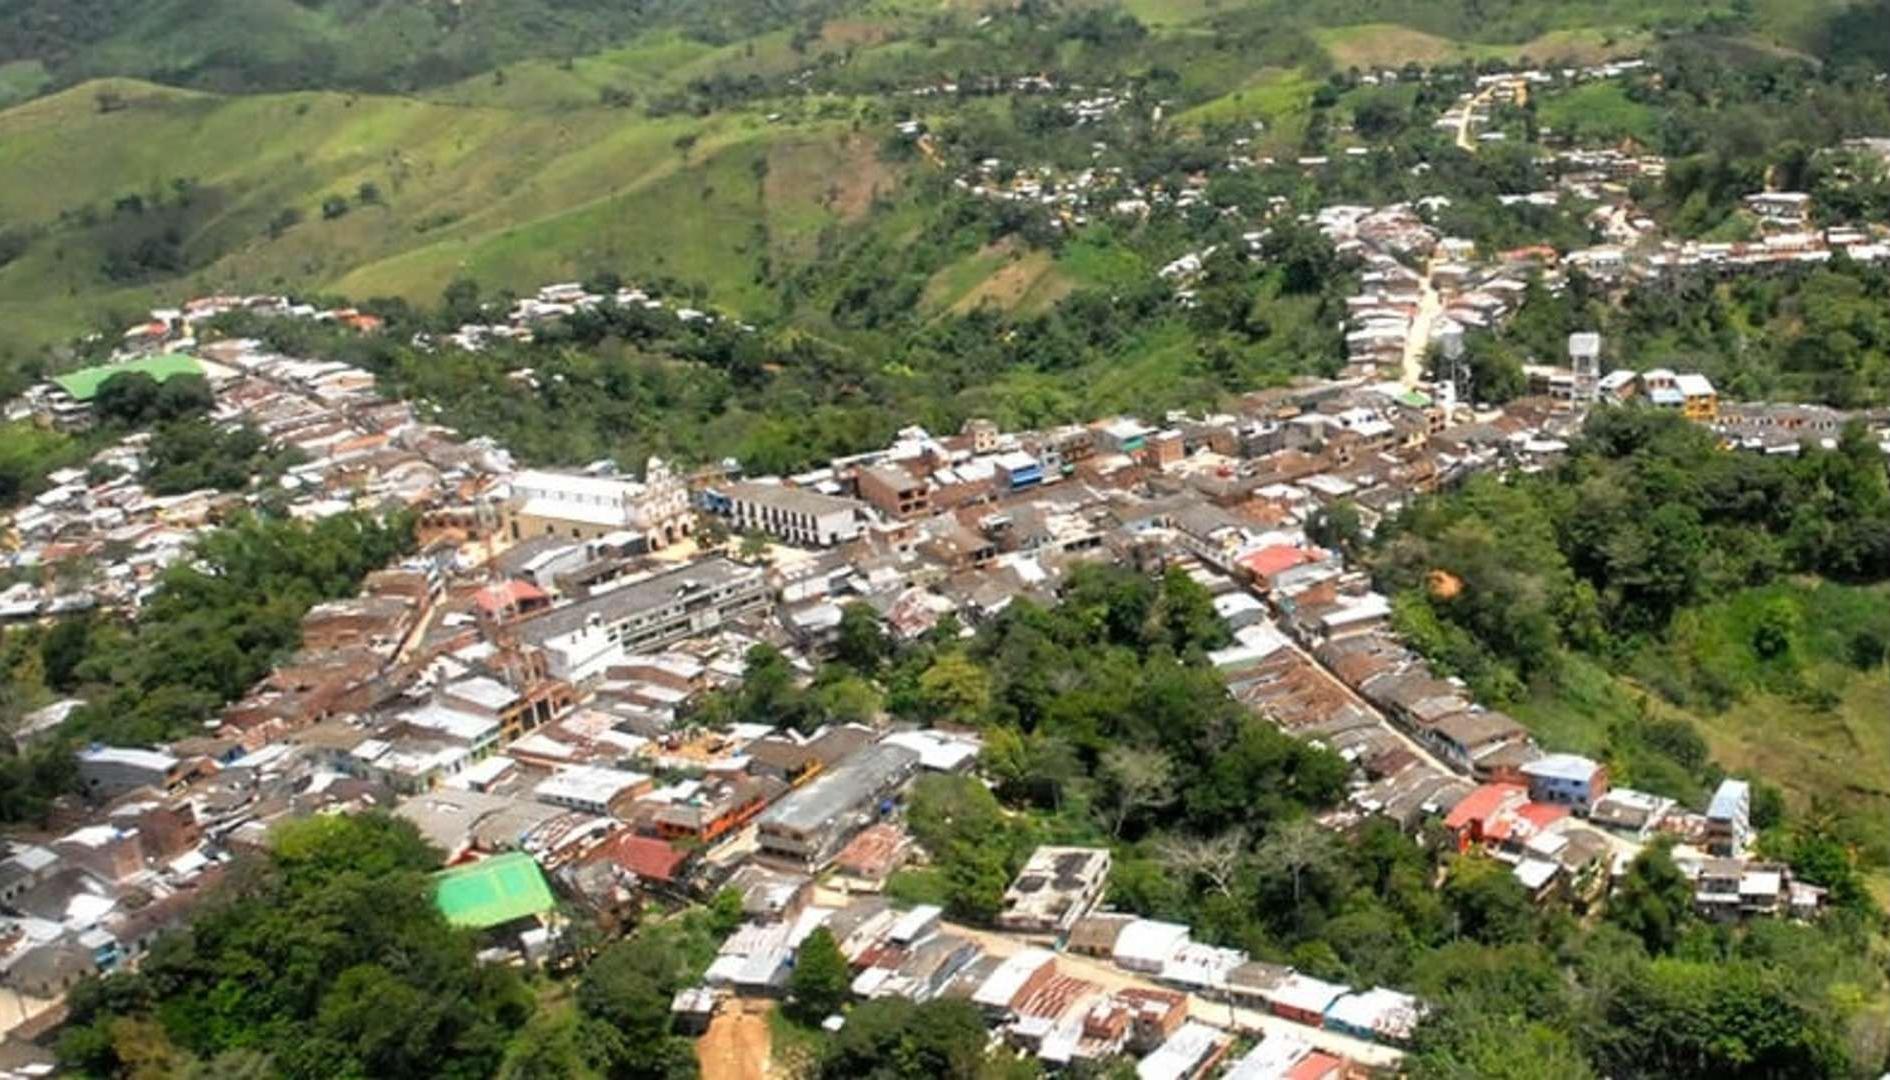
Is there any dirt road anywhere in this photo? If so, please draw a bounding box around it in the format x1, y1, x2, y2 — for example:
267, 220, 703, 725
1454, 83, 1501, 152
697, 997, 773, 1080
1402, 265, 1442, 388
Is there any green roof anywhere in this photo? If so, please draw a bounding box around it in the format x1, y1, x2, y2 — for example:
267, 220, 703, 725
52, 353, 203, 403
1395, 389, 1432, 408
434, 852, 556, 930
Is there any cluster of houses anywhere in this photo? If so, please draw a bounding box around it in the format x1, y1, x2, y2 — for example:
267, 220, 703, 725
427, 280, 739, 353
1, 335, 516, 624
5, 282, 1886, 1071
908, 50, 1890, 413
1437, 59, 1649, 148
695, 845, 1416, 1077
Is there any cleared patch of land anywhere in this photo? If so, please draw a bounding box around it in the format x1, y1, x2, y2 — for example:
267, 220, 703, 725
1314, 23, 1648, 69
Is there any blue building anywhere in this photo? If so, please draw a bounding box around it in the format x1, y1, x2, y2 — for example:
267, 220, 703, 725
992, 450, 1043, 492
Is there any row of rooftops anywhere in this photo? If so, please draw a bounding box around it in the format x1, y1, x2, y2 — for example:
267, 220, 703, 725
696, 858, 1413, 1073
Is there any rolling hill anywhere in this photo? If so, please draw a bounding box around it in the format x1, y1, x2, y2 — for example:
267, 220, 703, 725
0, 0, 1881, 366
0, 76, 902, 360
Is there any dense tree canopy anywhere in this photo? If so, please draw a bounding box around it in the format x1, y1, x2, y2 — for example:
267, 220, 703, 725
57, 814, 530, 1080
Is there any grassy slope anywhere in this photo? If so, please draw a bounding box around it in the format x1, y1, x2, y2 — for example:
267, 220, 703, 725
0, 77, 897, 347
1514, 580, 1890, 845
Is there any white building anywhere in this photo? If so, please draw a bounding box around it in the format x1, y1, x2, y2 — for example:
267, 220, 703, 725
533, 765, 651, 816
715, 481, 867, 547
505, 459, 691, 547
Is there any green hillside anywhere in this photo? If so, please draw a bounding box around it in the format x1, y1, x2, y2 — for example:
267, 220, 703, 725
0, 77, 900, 355
0, 0, 1884, 368
0, 0, 846, 96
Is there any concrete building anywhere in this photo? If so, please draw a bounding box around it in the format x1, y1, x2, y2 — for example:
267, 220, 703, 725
533, 765, 652, 816
990, 450, 1045, 493
1519, 753, 1609, 811
516, 558, 768, 684
1568, 331, 1601, 401
504, 460, 692, 547
74, 746, 187, 799
997, 846, 1112, 937
754, 743, 921, 869
1705, 778, 1752, 857
856, 464, 931, 520
710, 481, 867, 547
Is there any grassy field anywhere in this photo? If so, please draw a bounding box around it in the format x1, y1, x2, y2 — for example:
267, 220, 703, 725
1537, 80, 1659, 144
1172, 67, 1317, 135
1313, 24, 1649, 68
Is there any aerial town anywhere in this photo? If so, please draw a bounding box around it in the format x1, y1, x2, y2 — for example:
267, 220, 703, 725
3, 239, 1881, 1076
9, 0, 1890, 1058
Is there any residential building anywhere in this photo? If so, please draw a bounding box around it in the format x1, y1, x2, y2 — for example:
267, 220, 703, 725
533, 765, 652, 816
515, 558, 768, 684
1135, 1021, 1229, 1080
971, 947, 1057, 1016
856, 464, 931, 520
1112, 919, 1190, 974
754, 743, 921, 869
710, 481, 868, 547
1422, 710, 1530, 774
1518, 753, 1609, 811
991, 450, 1045, 493
75, 747, 190, 799
1676, 372, 1718, 421
1641, 370, 1716, 421
1266, 974, 1348, 1027
1324, 988, 1423, 1045
997, 847, 1112, 937
1705, 778, 1751, 857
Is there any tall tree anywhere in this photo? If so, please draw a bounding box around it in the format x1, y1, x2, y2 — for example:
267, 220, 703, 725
788, 928, 851, 1023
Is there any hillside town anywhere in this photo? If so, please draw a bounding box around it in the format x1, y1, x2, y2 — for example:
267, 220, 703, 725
4, 278, 1885, 1077
913, 56, 1890, 397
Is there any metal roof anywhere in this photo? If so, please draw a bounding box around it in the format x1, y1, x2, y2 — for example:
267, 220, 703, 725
433, 851, 555, 929
52, 354, 203, 402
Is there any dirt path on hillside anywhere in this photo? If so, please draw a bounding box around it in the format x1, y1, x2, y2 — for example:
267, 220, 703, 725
697, 998, 773, 1080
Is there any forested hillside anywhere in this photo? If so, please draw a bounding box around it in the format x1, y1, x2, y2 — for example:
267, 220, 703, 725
1371, 408, 1890, 867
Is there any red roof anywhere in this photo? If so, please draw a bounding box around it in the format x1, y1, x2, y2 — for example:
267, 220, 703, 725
1286, 1051, 1344, 1080
832, 822, 909, 879
590, 833, 687, 883
1443, 782, 1528, 832
475, 578, 548, 616
1517, 801, 1570, 831
1240, 544, 1314, 580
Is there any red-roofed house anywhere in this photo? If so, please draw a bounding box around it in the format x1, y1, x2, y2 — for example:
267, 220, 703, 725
1442, 782, 1530, 852
1516, 801, 1570, 833
1286, 1051, 1345, 1080
588, 832, 689, 886
1444, 782, 1573, 854
1239, 544, 1316, 588
476, 579, 551, 620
